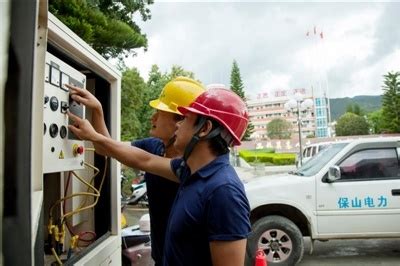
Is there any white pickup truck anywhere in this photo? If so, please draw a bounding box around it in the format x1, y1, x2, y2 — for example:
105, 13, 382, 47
244, 137, 400, 265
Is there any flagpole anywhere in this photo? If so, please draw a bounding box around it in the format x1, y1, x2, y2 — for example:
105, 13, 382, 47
306, 25, 331, 137
319, 31, 332, 134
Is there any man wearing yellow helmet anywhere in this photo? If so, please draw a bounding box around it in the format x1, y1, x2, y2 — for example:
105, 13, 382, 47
68, 87, 251, 266
67, 77, 205, 266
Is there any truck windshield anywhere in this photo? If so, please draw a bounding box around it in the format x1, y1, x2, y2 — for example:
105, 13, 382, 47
296, 142, 349, 176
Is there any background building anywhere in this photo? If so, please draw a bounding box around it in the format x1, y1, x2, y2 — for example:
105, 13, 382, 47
247, 88, 316, 140
314, 95, 330, 137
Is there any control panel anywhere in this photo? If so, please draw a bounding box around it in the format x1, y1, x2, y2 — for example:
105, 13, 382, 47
43, 52, 86, 173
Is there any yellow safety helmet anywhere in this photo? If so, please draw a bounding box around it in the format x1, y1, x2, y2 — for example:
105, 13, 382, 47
149, 77, 206, 115
121, 213, 127, 229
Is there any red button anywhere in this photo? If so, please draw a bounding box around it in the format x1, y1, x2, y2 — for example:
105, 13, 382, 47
76, 146, 84, 155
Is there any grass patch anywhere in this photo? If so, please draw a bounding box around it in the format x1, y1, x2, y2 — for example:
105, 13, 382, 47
238, 149, 295, 165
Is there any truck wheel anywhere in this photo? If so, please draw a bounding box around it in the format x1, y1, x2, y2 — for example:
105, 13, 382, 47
247, 215, 304, 266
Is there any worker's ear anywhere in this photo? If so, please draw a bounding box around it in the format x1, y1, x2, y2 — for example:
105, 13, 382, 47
198, 120, 213, 138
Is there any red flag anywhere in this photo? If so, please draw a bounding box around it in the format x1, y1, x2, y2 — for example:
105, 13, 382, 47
320, 31, 324, 39
314, 26, 316, 35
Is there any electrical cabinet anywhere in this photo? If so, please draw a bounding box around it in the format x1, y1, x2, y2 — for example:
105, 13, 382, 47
43, 52, 86, 174
42, 12, 122, 265
1, 2, 122, 265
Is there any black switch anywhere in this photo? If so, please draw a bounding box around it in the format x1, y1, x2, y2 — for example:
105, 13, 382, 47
61, 101, 69, 113
50, 96, 59, 111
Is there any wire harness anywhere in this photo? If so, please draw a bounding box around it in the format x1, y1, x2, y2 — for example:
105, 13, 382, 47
47, 148, 108, 265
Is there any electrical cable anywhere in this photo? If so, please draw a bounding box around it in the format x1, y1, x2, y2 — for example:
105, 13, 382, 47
63, 174, 97, 244
51, 247, 63, 265
77, 231, 97, 247
61, 159, 107, 221
48, 148, 108, 264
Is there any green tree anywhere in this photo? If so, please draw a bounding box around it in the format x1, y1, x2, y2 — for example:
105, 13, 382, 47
381, 71, 400, 133
168, 65, 195, 80
230, 60, 254, 140
367, 109, 383, 134
266, 118, 292, 139
121, 68, 146, 141
49, 0, 153, 59
230, 60, 245, 98
345, 104, 352, 113
335, 112, 370, 136
136, 65, 169, 138
346, 103, 363, 115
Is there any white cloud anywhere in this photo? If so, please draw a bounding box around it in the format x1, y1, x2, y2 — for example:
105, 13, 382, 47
127, 2, 400, 98
247, 70, 292, 94
345, 48, 400, 97
321, 8, 381, 68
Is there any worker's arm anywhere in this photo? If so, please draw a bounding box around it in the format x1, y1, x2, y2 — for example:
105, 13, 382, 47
210, 239, 247, 266
67, 84, 111, 138
67, 111, 177, 182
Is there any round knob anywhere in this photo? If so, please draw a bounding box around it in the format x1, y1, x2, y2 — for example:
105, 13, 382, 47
49, 124, 58, 138
50, 96, 59, 111
60, 126, 67, 139
73, 144, 84, 156
76, 146, 84, 155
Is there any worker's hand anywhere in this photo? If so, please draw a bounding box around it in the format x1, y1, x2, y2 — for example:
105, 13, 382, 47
66, 84, 102, 113
67, 111, 100, 142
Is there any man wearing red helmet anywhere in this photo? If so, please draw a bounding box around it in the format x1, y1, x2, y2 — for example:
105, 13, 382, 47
68, 77, 205, 266
68, 88, 251, 266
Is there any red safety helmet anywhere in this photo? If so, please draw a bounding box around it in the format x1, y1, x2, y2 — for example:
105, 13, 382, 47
178, 88, 249, 146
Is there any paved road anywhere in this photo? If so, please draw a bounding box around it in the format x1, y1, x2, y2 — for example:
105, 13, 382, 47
124, 206, 400, 265
300, 237, 400, 265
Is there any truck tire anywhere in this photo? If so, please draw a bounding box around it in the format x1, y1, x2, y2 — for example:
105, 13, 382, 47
247, 215, 304, 266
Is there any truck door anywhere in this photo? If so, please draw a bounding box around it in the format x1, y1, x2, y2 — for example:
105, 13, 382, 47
316, 145, 400, 236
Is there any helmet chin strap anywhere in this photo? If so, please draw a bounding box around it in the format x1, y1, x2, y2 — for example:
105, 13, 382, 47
177, 117, 207, 180
177, 116, 225, 181
165, 135, 176, 149
182, 116, 223, 162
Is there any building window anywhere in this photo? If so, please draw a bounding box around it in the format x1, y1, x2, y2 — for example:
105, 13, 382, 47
316, 128, 328, 137
316, 118, 327, 127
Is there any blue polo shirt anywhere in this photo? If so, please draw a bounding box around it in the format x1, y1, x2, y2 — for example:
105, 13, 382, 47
164, 153, 251, 266
132, 138, 180, 265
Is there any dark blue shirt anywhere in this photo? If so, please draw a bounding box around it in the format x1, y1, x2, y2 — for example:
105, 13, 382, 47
164, 153, 251, 266
132, 138, 180, 265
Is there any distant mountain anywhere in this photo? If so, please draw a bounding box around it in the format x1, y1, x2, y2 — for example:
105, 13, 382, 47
329, 95, 382, 121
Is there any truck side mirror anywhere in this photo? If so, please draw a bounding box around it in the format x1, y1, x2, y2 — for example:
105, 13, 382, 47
327, 166, 341, 182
